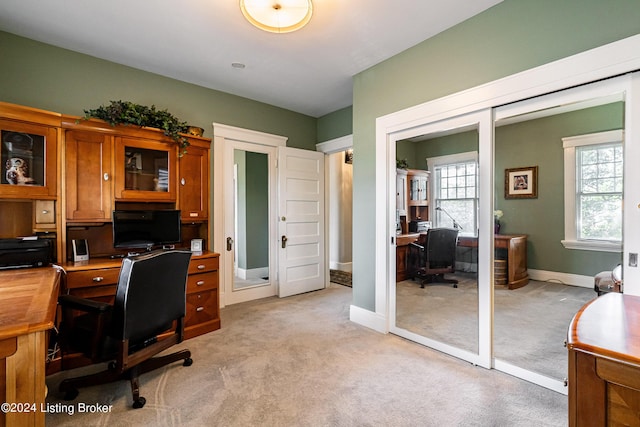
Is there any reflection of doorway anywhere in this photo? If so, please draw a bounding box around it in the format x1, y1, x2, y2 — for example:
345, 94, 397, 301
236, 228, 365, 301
328, 150, 353, 274
233, 150, 269, 289
317, 136, 354, 288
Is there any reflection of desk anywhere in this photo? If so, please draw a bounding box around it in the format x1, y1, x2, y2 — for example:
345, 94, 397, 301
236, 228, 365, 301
457, 234, 529, 289
396, 233, 420, 282
0, 266, 61, 427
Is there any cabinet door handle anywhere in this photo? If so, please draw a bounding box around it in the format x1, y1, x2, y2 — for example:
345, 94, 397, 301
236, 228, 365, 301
92, 276, 104, 282
281, 235, 288, 249
181, 178, 186, 186
196, 280, 205, 286
197, 264, 206, 270
42, 210, 49, 214
103, 173, 109, 181
196, 307, 204, 312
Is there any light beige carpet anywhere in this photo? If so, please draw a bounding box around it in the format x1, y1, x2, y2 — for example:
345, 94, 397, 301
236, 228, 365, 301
45, 283, 567, 426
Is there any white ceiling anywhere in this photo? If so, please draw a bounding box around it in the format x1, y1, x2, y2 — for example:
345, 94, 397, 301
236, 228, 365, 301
0, 0, 501, 117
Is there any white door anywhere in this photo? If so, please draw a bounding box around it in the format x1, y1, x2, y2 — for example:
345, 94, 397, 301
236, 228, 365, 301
278, 147, 326, 297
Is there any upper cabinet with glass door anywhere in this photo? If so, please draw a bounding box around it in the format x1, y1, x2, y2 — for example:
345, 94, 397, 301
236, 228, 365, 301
0, 102, 59, 199
407, 169, 429, 206
114, 136, 177, 202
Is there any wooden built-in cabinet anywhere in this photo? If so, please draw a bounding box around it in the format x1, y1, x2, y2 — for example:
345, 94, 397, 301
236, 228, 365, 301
0, 103, 60, 200
408, 169, 429, 207
64, 130, 113, 222
114, 136, 177, 202
1, 102, 220, 376
396, 169, 408, 217
179, 139, 209, 221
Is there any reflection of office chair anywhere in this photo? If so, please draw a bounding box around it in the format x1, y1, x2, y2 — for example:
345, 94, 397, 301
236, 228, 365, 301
57, 250, 193, 409
408, 228, 459, 288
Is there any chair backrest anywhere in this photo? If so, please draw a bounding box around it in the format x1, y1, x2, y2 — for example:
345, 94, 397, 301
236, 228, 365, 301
111, 250, 192, 343
425, 228, 458, 267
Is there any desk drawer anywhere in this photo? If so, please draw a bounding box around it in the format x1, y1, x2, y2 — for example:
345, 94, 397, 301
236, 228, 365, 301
185, 290, 218, 326
188, 256, 218, 275
65, 268, 120, 289
187, 271, 218, 293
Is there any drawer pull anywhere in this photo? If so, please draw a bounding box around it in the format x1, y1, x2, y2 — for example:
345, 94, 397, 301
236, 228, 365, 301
92, 276, 104, 282
196, 306, 204, 312
196, 280, 205, 286
197, 264, 206, 270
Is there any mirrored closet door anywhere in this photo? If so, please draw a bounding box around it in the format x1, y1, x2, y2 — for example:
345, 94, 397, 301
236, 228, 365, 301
492, 76, 628, 393
391, 110, 493, 367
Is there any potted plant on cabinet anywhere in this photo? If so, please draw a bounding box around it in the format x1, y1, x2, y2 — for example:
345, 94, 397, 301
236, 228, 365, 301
82, 100, 191, 156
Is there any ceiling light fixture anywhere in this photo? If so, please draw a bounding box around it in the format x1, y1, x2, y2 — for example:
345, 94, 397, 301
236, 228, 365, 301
240, 0, 313, 34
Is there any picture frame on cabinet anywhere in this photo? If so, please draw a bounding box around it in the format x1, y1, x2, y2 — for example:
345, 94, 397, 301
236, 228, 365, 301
504, 166, 538, 199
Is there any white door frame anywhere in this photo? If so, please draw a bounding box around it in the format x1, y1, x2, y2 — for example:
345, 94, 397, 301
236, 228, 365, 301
213, 123, 287, 307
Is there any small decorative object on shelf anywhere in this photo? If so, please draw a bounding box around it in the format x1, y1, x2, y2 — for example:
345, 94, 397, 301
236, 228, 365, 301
81, 100, 191, 156
187, 126, 204, 137
494, 209, 503, 234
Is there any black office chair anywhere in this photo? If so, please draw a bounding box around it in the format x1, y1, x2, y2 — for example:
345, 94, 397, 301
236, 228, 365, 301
408, 227, 459, 288
57, 250, 193, 409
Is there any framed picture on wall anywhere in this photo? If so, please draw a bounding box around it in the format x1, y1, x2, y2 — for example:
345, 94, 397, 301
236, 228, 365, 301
505, 166, 538, 199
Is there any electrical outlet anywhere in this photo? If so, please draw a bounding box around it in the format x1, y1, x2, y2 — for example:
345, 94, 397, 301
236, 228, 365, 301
630, 253, 638, 267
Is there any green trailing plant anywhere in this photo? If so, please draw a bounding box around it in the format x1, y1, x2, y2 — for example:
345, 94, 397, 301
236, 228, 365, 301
82, 100, 190, 155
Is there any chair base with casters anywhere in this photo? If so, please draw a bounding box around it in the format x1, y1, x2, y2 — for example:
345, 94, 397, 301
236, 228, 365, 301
57, 250, 193, 409
58, 310, 193, 408
413, 271, 459, 288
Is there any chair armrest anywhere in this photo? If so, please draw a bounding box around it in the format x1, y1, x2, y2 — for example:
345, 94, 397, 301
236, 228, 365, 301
58, 294, 111, 313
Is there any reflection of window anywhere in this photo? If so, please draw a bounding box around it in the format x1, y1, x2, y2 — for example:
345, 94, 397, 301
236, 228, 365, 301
427, 152, 478, 236
562, 130, 623, 252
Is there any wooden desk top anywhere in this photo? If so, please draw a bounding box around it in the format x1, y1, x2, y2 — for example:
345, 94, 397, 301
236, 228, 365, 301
61, 250, 220, 272
567, 293, 640, 366
0, 266, 61, 340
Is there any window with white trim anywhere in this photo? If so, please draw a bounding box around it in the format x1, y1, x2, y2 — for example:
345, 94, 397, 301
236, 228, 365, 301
427, 152, 478, 236
562, 130, 623, 252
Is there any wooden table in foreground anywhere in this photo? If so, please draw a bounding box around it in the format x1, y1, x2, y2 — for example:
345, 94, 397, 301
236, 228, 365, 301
0, 266, 61, 427
567, 293, 640, 426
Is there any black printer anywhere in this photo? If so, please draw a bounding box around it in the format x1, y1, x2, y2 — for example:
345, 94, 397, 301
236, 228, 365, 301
0, 238, 52, 269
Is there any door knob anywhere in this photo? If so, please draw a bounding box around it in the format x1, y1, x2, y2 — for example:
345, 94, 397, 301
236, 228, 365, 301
281, 235, 288, 249
226, 237, 234, 251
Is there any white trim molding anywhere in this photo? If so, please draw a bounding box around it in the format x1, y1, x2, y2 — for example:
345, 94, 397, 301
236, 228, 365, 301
316, 134, 353, 154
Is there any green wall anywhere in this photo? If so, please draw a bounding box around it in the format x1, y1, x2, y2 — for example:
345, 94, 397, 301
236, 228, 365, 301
317, 106, 352, 142
233, 150, 269, 271
245, 152, 269, 269
495, 103, 623, 276
352, 0, 640, 311
0, 31, 317, 149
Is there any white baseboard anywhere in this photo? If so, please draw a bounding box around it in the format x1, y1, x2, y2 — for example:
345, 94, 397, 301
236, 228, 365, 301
330, 261, 352, 272
528, 269, 593, 288
349, 304, 387, 333
237, 266, 269, 280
